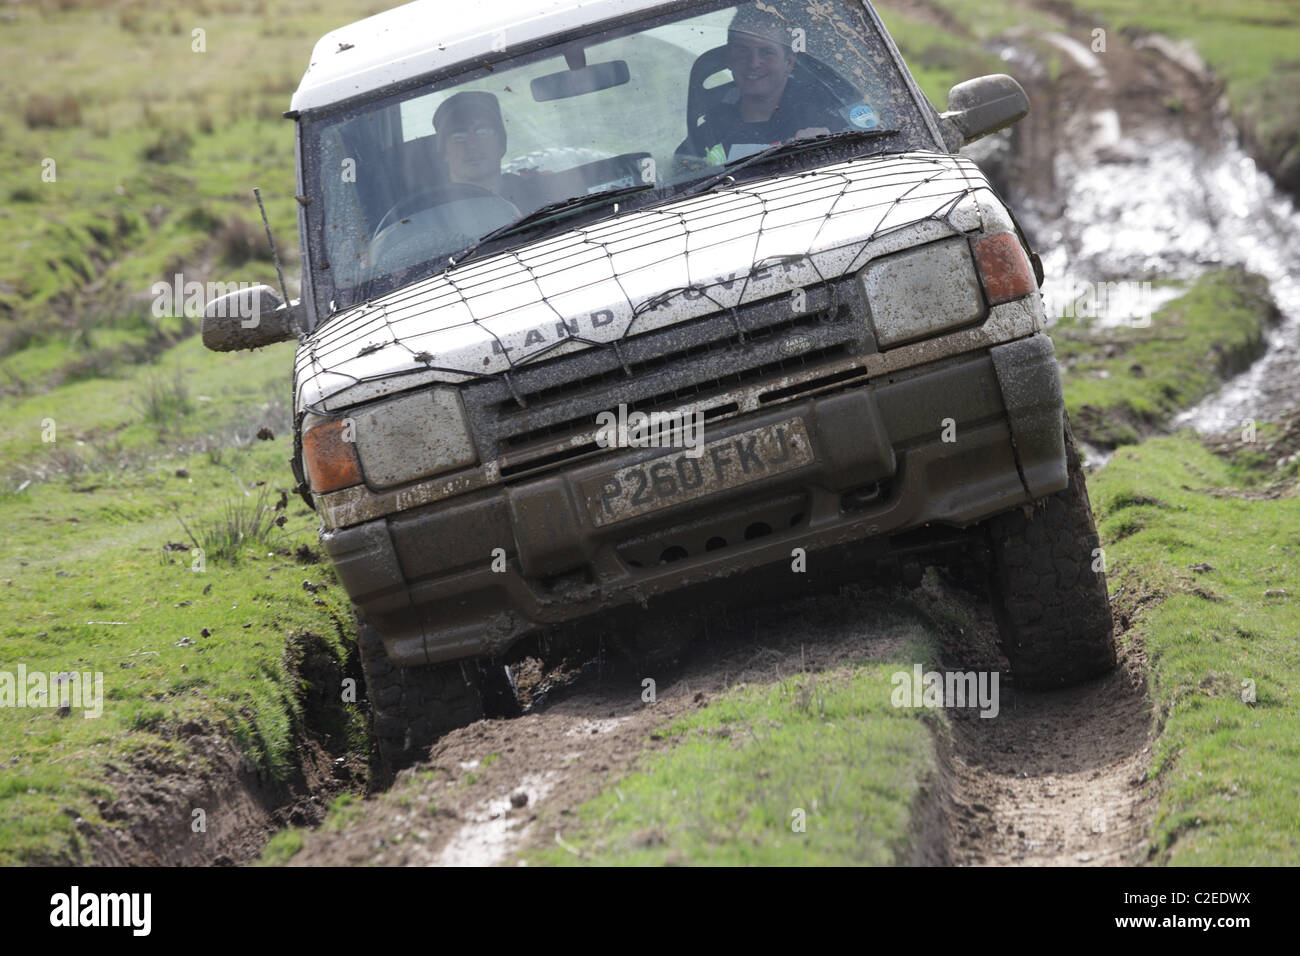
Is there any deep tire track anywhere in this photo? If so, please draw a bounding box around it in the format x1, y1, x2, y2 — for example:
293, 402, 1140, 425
914, 570, 1154, 866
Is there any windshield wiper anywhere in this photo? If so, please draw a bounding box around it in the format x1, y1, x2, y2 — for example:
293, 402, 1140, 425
678, 127, 899, 200
445, 182, 655, 270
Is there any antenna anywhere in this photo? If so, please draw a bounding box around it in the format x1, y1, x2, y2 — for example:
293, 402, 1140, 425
253, 186, 291, 305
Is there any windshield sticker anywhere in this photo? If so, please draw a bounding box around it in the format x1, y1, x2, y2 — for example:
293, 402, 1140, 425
848, 104, 878, 129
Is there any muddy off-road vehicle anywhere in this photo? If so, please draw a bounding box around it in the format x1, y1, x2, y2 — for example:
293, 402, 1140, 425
204, 0, 1117, 770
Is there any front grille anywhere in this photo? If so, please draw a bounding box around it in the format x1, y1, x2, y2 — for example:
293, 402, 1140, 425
460, 278, 873, 470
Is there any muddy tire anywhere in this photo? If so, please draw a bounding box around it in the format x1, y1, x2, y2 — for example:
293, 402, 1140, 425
356, 616, 486, 778
983, 418, 1117, 689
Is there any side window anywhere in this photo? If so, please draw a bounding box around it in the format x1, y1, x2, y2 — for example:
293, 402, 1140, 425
319, 126, 369, 293
317, 106, 412, 298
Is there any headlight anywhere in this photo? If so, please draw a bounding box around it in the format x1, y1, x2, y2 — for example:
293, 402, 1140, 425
302, 387, 477, 494
353, 387, 477, 489
858, 236, 985, 347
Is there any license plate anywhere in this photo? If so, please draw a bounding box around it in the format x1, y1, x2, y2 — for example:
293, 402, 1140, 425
583, 419, 813, 527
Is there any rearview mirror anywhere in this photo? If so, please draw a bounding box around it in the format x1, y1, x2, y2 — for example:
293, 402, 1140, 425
531, 60, 629, 102
939, 74, 1029, 150
202, 283, 303, 352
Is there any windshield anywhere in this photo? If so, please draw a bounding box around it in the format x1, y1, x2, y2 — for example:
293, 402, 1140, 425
301, 0, 936, 314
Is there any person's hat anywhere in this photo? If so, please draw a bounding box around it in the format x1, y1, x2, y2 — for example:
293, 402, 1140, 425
433, 91, 506, 145
727, 5, 793, 50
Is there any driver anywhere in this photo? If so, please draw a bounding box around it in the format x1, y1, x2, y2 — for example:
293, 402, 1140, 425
433, 91, 539, 210
680, 7, 844, 164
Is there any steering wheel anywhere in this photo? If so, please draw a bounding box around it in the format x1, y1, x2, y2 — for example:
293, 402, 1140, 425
362, 183, 521, 288
371, 182, 520, 241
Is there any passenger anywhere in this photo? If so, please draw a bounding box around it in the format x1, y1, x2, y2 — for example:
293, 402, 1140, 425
432, 91, 540, 211
681, 7, 844, 164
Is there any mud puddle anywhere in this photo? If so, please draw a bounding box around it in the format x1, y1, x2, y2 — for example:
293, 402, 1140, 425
986, 8, 1300, 439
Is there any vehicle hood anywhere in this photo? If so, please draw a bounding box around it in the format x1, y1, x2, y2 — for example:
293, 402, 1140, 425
295, 150, 1003, 413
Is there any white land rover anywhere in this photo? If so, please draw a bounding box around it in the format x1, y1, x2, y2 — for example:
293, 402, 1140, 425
203, 0, 1117, 772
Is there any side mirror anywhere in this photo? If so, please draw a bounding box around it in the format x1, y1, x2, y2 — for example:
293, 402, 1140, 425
202, 284, 303, 352
939, 74, 1029, 150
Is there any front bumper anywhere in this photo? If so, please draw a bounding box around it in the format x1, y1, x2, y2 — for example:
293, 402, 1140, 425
322, 331, 1066, 667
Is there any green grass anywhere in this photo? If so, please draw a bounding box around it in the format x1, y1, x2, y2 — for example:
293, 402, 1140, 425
0, 0, 367, 390
1089, 434, 1300, 864
0, 334, 295, 472
258, 827, 305, 864
256, 791, 366, 863
0, 332, 366, 864
321, 792, 367, 832
527, 615, 945, 866
1054, 268, 1275, 448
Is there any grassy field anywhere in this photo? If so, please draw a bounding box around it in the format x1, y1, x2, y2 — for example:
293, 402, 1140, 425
0, 335, 367, 864
2, 0, 1297, 866
0, 0, 377, 864
1090, 432, 1300, 864
874, 1, 1020, 107
0, 0, 375, 393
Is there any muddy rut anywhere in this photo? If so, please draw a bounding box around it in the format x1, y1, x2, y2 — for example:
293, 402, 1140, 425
276, 567, 1155, 867
289, 585, 932, 866
944, 673, 1152, 865
918, 572, 1154, 866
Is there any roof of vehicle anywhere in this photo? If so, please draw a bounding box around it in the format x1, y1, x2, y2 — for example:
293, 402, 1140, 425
289, 0, 684, 113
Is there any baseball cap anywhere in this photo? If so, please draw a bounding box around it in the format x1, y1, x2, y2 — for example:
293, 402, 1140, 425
433, 91, 506, 141
727, 5, 793, 49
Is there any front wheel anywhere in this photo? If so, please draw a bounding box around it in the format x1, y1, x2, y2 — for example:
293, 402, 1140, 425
983, 416, 1117, 688
356, 614, 487, 779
